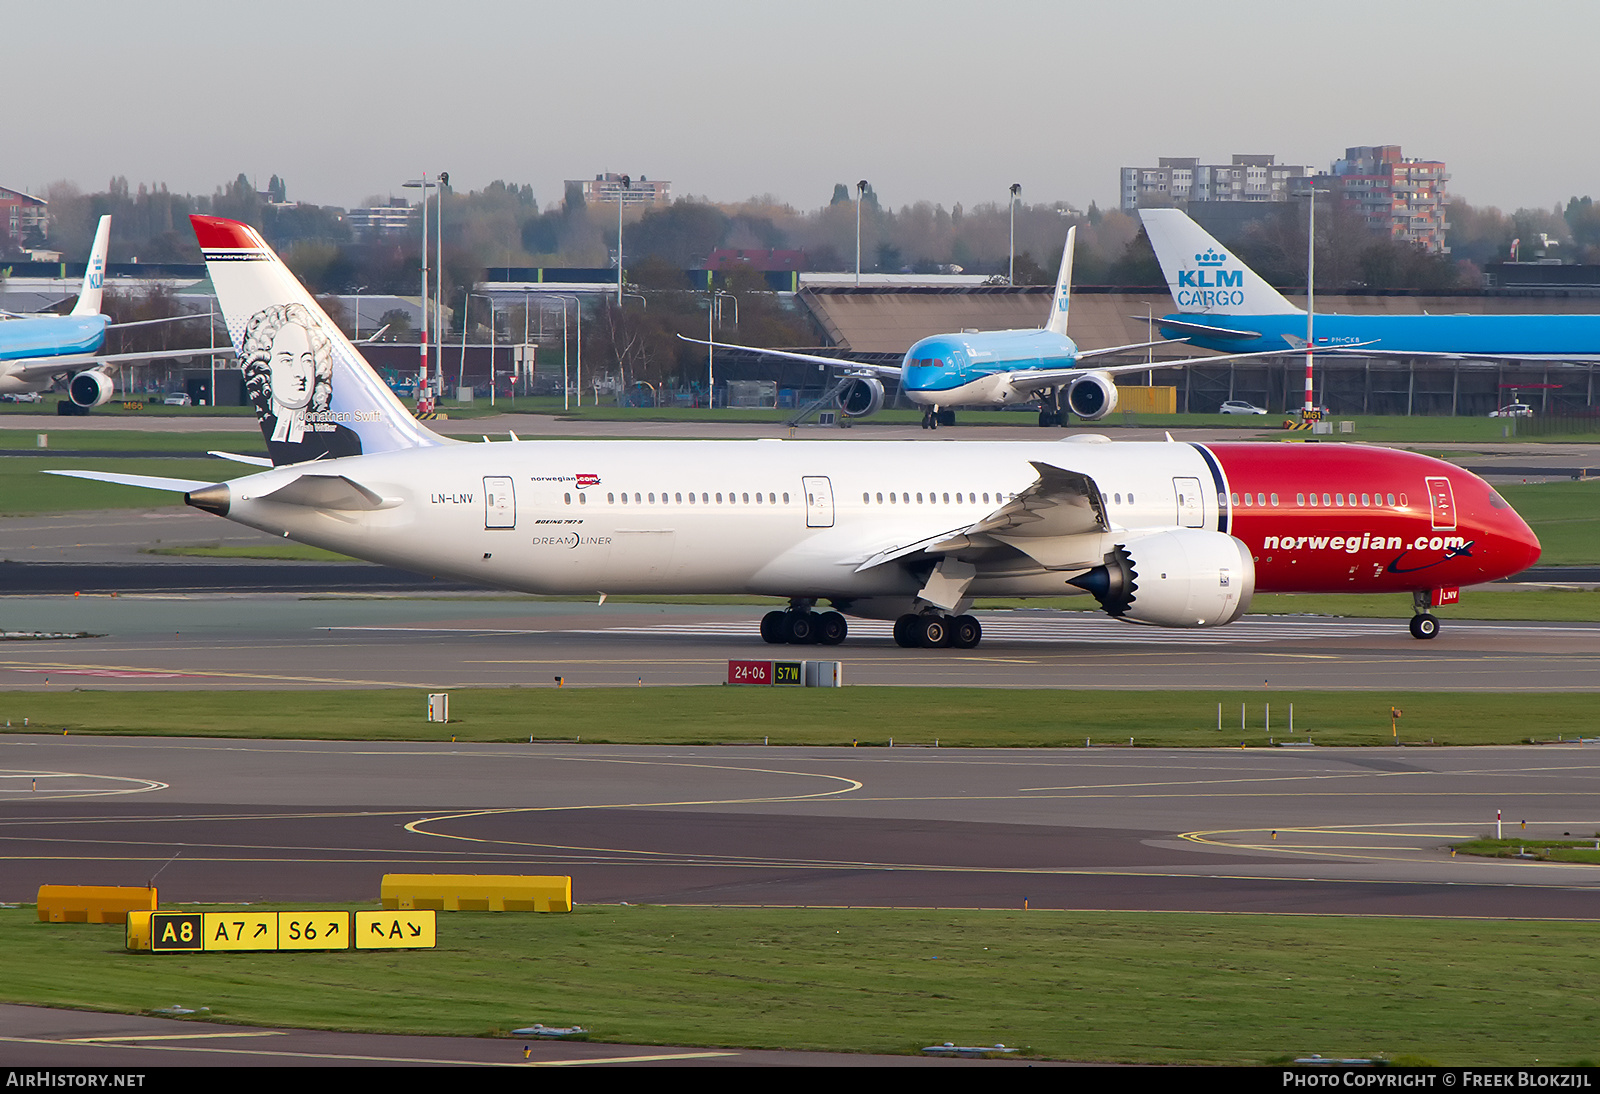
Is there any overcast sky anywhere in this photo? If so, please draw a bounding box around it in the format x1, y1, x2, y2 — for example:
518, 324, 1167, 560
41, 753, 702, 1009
16, 0, 1596, 215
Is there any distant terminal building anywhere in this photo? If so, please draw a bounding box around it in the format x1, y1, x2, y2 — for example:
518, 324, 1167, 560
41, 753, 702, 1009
706, 248, 806, 273
1300, 145, 1450, 254
345, 198, 418, 235
575, 173, 671, 207
0, 185, 48, 242
1120, 155, 1307, 212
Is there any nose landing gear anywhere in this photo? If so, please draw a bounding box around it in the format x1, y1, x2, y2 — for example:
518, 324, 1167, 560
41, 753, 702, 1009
1409, 590, 1440, 640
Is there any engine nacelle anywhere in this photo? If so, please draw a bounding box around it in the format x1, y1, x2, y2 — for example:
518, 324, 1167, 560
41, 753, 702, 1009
837, 376, 884, 418
1069, 529, 1254, 628
1065, 372, 1118, 421
68, 370, 116, 408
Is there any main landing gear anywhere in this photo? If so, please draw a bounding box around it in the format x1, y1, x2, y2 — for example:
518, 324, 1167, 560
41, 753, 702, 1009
892, 613, 982, 649
1409, 590, 1440, 640
1038, 388, 1068, 427
761, 603, 847, 646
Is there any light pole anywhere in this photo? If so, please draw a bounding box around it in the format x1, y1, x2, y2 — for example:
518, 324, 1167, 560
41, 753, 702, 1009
435, 172, 448, 400
1304, 186, 1327, 419
706, 288, 736, 408
402, 175, 437, 411
855, 179, 869, 287
1008, 183, 1021, 285
614, 175, 631, 305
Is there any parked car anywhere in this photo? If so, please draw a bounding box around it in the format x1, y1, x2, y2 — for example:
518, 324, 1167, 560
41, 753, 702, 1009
163, 393, 192, 406
1219, 399, 1268, 415
1488, 403, 1533, 418
0, 392, 44, 403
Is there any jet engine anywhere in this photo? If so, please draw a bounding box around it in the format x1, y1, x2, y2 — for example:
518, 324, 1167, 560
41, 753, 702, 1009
1069, 529, 1254, 628
837, 376, 884, 418
1064, 371, 1118, 421
68, 370, 116, 408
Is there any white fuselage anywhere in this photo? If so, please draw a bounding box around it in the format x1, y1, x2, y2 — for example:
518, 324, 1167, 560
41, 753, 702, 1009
217, 437, 1217, 609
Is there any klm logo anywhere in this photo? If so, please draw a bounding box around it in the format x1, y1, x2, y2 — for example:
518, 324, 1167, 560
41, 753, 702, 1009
1177, 249, 1241, 289
1174, 246, 1247, 310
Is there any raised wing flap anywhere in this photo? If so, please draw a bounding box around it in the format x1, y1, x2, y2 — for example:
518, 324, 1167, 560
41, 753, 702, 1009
853, 461, 1108, 573
969, 461, 1107, 539
259, 474, 396, 511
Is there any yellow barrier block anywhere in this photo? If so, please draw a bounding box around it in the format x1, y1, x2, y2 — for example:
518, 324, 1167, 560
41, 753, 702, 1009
126, 910, 154, 951
1113, 385, 1178, 415
380, 873, 573, 913
38, 885, 157, 924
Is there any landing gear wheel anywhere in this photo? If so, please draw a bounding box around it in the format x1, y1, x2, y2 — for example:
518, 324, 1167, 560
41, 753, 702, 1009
1038, 410, 1057, 427
919, 615, 951, 648
817, 611, 848, 646
785, 611, 818, 644
937, 410, 956, 427
951, 614, 982, 649
893, 614, 921, 648
1409, 613, 1440, 640
759, 610, 787, 644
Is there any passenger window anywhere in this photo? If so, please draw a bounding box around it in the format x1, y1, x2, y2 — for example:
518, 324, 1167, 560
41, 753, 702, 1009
1270, 493, 1279, 506
579, 494, 586, 505
742, 493, 749, 503
608, 493, 616, 504
716, 493, 723, 503
1322, 494, 1331, 506
676, 492, 683, 503
564, 492, 571, 504
1297, 493, 1307, 506
1228, 493, 1237, 506
1387, 493, 1396, 506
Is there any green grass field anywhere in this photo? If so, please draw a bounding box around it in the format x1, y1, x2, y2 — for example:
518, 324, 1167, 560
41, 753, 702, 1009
3, 905, 1595, 1065
1, 688, 1593, 747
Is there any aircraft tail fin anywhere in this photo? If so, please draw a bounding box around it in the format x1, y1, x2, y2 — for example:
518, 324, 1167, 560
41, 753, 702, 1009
1139, 208, 1301, 316
69, 216, 111, 317
190, 215, 447, 467
1044, 226, 1075, 336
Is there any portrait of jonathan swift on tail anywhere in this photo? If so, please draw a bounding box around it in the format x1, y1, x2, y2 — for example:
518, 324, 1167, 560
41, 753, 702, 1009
241, 302, 363, 464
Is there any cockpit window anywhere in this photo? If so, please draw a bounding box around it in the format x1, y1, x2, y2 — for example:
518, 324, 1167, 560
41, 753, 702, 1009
1488, 490, 1512, 509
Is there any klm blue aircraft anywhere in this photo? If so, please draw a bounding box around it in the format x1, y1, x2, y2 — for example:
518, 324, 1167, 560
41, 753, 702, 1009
1141, 208, 1600, 362
1, 216, 221, 409
687, 227, 1285, 427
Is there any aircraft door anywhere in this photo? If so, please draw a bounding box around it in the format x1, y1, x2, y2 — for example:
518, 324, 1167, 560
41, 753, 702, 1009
1173, 477, 1205, 528
802, 475, 835, 528
484, 476, 516, 529
1425, 476, 1456, 531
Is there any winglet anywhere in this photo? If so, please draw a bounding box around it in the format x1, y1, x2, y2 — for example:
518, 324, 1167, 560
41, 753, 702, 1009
1044, 226, 1075, 336
69, 216, 111, 317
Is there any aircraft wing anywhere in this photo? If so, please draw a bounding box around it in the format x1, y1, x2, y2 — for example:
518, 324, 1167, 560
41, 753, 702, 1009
995, 345, 1308, 398
855, 461, 1109, 573
1142, 317, 1262, 341
1319, 346, 1600, 363
6, 344, 233, 382
1077, 337, 1186, 359
676, 335, 901, 377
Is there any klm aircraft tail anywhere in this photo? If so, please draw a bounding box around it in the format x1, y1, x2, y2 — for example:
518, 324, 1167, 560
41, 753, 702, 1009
1044, 226, 1075, 336
191, 215, 446, 467
1139, 208, 1300, 316
68, 216, 110, 317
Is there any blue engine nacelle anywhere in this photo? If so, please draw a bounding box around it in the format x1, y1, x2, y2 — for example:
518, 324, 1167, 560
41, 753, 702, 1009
838, 377, 884, 418
68, 371, 116, 408
1065, 372, 1118, 421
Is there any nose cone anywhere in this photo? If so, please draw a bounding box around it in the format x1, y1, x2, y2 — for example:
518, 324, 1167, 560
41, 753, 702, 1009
1480, 486, 1541, 579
